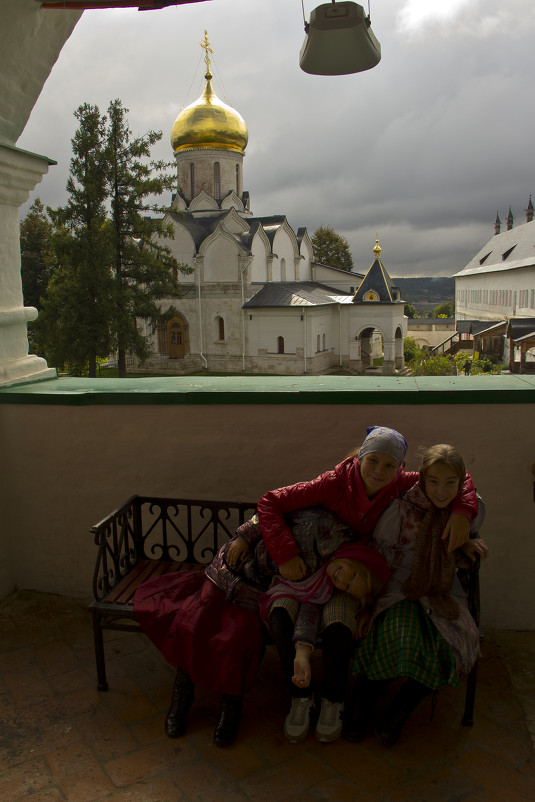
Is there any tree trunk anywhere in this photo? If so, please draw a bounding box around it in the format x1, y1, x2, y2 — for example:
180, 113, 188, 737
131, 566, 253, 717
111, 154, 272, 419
118, 348, 127, 378
88, 347, 97, 378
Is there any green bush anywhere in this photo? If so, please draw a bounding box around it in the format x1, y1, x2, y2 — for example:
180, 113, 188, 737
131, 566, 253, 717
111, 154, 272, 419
404, 336, 420, 362
408, 352, 456, 376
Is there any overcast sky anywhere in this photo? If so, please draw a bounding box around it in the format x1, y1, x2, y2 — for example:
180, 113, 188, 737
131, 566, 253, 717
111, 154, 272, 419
18, 0, 535, 277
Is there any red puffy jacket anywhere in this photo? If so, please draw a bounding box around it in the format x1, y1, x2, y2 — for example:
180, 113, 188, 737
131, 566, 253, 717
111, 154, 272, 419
256, 457, 477, 566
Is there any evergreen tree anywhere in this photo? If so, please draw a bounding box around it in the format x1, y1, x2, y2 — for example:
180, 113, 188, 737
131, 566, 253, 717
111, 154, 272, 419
38, 103, 114, 377
33, 233, 93, 375
20, 198, 56, 311
311, 225, 354, 271
105, 98, 190, 377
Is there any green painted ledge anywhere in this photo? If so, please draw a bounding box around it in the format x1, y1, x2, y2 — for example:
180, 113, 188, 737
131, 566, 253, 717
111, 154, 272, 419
1, 374, 535, 405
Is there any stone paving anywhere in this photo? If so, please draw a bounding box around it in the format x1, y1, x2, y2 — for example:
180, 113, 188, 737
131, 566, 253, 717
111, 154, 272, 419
0, 590, 534, 801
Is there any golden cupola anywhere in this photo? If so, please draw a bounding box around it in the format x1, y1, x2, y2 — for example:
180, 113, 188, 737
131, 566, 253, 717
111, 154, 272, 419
171, 33, 248, 154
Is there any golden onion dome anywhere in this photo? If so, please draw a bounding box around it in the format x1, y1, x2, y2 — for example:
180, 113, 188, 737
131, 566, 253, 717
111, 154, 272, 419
171, 70, 248, 154
373, 233, 382, 257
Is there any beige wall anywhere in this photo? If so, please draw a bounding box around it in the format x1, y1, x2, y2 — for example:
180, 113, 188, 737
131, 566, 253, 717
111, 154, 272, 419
0, 399, 533, 630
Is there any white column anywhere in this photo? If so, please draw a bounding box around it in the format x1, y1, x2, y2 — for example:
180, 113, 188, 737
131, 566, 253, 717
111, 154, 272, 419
383, 336, 396, 375
0, 143, 56, 387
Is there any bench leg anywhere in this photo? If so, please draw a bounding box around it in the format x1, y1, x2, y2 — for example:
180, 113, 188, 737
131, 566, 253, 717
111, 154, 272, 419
461, 658, 478, 726
91, 610, 109, 691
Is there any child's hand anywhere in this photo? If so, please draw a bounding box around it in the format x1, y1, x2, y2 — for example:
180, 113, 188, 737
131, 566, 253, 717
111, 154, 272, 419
461, 538, 489, 562
226, 536, 250, 567
355, 608, 372, 638
279, 555, 307, 580
443, 513, 470, 552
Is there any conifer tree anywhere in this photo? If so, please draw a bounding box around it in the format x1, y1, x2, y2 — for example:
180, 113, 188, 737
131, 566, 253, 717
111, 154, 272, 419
311, 225, 354, 271
20, 198, 56, 311
39, 103, 114, 376
105, 98, 190, 377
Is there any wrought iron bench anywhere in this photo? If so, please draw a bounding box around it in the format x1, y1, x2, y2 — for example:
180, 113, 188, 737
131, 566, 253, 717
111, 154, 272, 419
89, 495, 256, 691
89, 494, 481, 727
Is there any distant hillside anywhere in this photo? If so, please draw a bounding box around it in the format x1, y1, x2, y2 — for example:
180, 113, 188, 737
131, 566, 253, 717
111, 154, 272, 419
391, 277, 455, 303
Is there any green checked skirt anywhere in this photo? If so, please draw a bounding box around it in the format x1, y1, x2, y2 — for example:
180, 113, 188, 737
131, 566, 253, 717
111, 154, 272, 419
353, 599, 459, 690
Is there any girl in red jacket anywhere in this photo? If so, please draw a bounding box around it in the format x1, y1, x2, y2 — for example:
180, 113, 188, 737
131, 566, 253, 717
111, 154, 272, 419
256, 425, 478, 743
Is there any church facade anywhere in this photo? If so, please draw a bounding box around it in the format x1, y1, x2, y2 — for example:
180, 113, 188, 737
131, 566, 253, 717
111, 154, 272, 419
141, 37, 406, 376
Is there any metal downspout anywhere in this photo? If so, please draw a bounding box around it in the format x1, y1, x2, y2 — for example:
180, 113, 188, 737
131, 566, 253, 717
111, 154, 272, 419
240, 260, 251, 372
339, 304, 342, 366
303, 309, 307, 374
196, 260, 207, 370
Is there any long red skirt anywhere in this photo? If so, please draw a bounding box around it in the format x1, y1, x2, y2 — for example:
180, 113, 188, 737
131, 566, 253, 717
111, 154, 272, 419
133, 570, 266, 696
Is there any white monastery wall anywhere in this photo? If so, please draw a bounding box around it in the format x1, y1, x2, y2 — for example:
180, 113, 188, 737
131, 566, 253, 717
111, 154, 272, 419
312, 264, 361, 293
249, 236, 269, 283
270, 229, 298, 282
166, 225, 196, 266
250, 309, 303, 355
456, 267, 535, 320
298, 240, 313, 281
203, 236, 239, 282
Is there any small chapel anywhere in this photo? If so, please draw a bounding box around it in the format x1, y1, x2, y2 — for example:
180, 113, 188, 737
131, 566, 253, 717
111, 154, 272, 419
141, 34, 406, 376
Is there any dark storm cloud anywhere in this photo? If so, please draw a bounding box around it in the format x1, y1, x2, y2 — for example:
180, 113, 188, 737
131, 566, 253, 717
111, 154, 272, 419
17, 0, 535, 276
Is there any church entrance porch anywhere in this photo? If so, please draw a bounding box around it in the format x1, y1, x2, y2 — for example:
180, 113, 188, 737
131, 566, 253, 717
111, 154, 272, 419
157, 316, 190, 360
168, 318, 187, 359
348, 327, 383, 374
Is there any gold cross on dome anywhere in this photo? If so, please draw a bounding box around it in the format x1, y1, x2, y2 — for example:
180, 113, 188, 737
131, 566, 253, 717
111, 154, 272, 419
200, 31, 213, 74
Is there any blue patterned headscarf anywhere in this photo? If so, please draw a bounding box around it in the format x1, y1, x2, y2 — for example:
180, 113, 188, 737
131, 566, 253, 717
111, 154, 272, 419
358, 425, 408, 467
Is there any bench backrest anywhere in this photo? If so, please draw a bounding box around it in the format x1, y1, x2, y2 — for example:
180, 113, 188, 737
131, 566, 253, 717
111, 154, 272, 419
91, 495, 257, 603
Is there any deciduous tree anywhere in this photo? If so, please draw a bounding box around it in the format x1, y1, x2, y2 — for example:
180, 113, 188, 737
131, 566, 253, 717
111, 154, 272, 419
311, 225, 354, 271
433, 301, 454, 318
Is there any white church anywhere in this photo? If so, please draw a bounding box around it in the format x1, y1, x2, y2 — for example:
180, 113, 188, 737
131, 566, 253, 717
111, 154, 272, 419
140, 36, 406, 377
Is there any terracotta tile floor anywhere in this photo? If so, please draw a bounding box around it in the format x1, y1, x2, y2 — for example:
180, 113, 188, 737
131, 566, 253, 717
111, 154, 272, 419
1, 590, 534, 801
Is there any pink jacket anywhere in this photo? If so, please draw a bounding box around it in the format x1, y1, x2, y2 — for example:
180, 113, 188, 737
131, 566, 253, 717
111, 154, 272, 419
256, 457, 478, 566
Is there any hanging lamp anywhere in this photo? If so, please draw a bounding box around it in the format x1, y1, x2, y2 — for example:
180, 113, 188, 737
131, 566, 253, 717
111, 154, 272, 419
299, 1, 381, 75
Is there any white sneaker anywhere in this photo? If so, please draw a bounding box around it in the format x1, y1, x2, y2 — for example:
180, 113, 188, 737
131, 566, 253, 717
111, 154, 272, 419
315, 698, 344, 742
284, 696, 314, 743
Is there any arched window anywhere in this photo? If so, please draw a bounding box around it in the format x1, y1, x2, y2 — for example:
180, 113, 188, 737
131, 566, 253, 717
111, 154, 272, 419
280, 258, 286, 281
316, 334, 320, 353
190, 163, 195, 198
214, 162, 220, 200
236, 163, 240, 195
215, 315, 225, 341
322, 333, 326, 351
277, 336, 285, 354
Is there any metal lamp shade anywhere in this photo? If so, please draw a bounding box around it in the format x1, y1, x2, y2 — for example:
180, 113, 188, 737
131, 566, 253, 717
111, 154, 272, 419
299, 2, 381, 75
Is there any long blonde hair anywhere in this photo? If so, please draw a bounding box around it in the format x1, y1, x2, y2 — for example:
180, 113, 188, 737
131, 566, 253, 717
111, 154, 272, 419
420, 444, 466, 484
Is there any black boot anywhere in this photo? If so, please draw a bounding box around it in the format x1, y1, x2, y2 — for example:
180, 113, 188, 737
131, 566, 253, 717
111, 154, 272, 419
375, 679, 431, 747
343, 677, 389, 742
213, 693, 243, 747
165, 669, 195, 738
